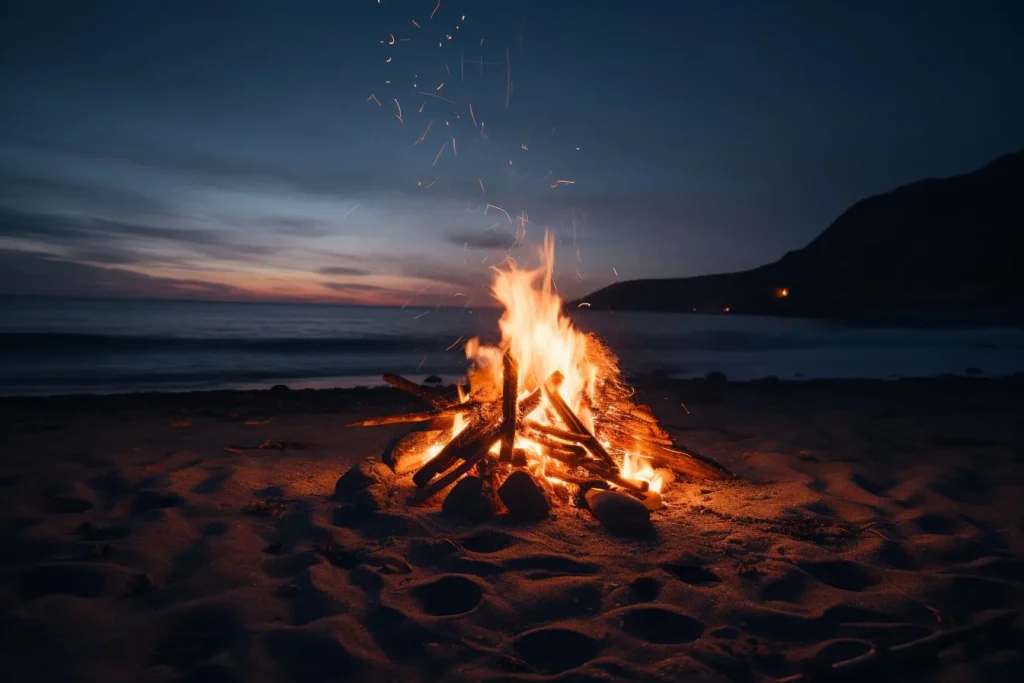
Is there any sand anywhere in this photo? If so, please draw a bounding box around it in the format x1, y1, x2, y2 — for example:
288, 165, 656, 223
1, 376, 1022, 682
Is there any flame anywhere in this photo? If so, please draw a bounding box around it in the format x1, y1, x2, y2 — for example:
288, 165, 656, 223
413, 230, 665, 495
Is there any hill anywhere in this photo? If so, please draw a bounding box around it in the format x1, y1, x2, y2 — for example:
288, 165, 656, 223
576, 150, 1024, 324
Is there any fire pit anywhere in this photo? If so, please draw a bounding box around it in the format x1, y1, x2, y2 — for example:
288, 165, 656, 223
351, 234, 732, 527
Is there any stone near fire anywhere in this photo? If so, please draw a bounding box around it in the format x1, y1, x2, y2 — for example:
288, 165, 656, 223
442, 475, 498, 521
382, 431, 438, 477
641, 490, 664, 511
498, 470, 550, 521
334, 459, 394, 499
584, 489, 651, 535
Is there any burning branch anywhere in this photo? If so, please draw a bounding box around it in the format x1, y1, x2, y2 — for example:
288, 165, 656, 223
543, 372, 616, 467
500, 351, 518, 462
382, 373, 448, 409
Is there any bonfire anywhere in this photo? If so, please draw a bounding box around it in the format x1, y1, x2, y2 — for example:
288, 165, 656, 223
351, 233, 732, 523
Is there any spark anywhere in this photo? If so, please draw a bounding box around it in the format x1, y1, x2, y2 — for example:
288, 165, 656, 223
436, 82, 444, 91
478, 178, 485, 194
416, 353, 427, 371
394, 98, 403, 123
413, 310, 430, 320
612, 267, 619, 279
576, 269, 584, 281
484, 203, 512, 224
417, 90, 457, 104
468, 103, 477, 127
385, 56, 392, 63
432, 140, 449, 166
521, 143, 528, 151
444, 63, 451, 76
388, 33, 395, 45
424, 176, 439, 189
550, 179, 575, 188
430, 0, 440, 20
452, 137, 457, 155
411, 19, 420, 28
366, 93, 381, 106
505, 46, 511, 108
342, 204, 360, 221
418, 101, 425, 113
414, 119, 433, 145
681, 402, 690, 415
445, 335, 465, 351
577, 302, 591, 308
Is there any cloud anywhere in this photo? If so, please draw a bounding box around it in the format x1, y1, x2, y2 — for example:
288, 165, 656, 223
447, 228, 518, 250
0, 248, 245, 299
318, 265, 372, 276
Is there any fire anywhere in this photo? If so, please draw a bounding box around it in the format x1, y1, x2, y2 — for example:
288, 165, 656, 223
423, 231, 665, 494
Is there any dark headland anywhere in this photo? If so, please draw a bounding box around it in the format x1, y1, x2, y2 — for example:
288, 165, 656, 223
575, 150, 1024, 325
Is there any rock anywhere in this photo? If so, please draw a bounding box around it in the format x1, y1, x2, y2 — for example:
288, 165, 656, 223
353, 484, 389, 513
641, 490, 664, 511
584, 489, 651, 535
129, 573, 154, 596
130, 489, 185, 514
498, 471, 550, 521
270, 384, 290, 397
442, 476, 498, 521
424, 375, 443, 384
334, 459, 394, 499
704, 371, 728, 384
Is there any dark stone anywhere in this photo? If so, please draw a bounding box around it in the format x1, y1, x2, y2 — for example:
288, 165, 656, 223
423, 375, 443, 384
334, 460, 394, 499
584, 489, 651, 535
497, 471, 550, 521
353, 484, 389, 513
269, 384, 290, 397
130, 572, 154, 595
442, 476, 498, 521
131, 489, 185, 514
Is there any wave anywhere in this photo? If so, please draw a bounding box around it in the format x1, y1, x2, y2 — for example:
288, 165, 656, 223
0, 332, 454, 355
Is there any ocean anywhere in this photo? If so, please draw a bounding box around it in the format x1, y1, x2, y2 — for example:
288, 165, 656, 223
2, 296, 1024, 397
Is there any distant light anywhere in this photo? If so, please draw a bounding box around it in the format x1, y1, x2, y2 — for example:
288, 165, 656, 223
775, 287, 790, 298
723, 307, 730, 313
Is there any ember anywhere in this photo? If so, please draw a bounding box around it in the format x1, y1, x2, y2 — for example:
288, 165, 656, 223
352, 233, 732, 520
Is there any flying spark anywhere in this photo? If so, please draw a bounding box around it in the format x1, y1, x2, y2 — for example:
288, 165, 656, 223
478, 178, 486, 194
436, 82, 444, 91
468, 103, 477, 127
424, 176, 439, 189
342, 204, 360, 222
414, 120, 432, 144
550, 179, 575, 188
432, 140, 449, 166
484, 203, 512, 224
412, 19, 420, 28
430, 0, 440, 20
417, 91, 457, 104
367, 93, 381, 106
394, 98, 403, 123
452, 137, 457, 155
388, 33, 395, 45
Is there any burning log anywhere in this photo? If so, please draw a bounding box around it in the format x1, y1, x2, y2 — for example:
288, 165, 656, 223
382, 372, 448, 409
525, 433, 587, 458
348, 401, 480, 427
412, 418, 501, 488
516, 388, 542, 423
499, 351, 518, 462
525, 421, 588, 444
409, 435, 497, 504
543, 372, 617, 468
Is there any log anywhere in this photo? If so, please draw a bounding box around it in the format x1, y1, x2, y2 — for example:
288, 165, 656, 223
516, 387, 542, 422
776, 608, 1017, 682
646, 443, 734, 481
525, 421, 588, 443
526, 432, 587, 458
409, 439, 495, 504
348, 401, 479, 427
542, 376, 617, 467
500, 351, 518, 462
412, 418, 498, 487
540, 449, 648, 494
382, 373, 448, 409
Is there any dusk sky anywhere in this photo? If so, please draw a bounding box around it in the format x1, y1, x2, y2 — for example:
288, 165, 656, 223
1, 0, 1022, 307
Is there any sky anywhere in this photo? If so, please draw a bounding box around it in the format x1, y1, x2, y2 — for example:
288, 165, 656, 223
1, 0, 1022, 307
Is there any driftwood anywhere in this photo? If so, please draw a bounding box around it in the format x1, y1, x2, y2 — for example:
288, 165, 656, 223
541, 447, 648, 493
412, 418, 501, 488
383, 373, 448, 409
500, 351, 518, 462
776, 608, 1017, 682
409, 440, 495, 504
516, 387, 543, 423
525, 421, 588, 444
543, 373, 617, 467
525, 432, 587, 458
348, 401, 479, 427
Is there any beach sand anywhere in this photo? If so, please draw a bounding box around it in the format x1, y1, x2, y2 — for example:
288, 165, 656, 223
1, 377, 1022, 682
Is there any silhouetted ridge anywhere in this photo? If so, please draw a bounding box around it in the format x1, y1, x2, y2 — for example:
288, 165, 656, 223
576, 150, 1024, 323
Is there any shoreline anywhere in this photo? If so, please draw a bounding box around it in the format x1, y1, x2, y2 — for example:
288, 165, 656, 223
2, 375, 1021, 681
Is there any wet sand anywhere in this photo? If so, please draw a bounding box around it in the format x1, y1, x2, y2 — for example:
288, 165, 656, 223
1, 376, 1022, 682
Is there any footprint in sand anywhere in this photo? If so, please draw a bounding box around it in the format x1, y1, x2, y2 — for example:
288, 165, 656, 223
19, 562, 136, 600
797, 559, 881, 592
512, 627, 602, 674
411, 575, 483, 616
459, 530, 518, 553
615, 605, 705, 644
663, 562, 721, 587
